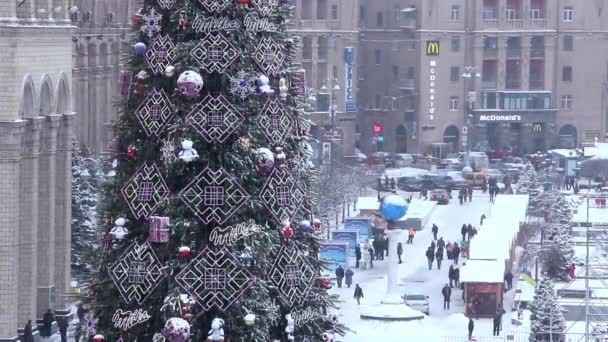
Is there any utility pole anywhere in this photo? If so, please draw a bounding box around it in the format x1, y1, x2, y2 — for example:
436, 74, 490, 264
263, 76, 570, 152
585, 179, 590, 342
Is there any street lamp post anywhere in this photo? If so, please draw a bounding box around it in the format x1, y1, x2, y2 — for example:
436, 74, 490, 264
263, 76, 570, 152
321, 79, 340, 179
461, 66, 481, 161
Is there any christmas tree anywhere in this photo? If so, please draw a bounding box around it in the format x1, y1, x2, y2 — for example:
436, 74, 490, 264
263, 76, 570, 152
71, 140, 103, 278
593, 323, 608, 342
540, 222, 575, 281
529, 279, 566, 342
517, 165, 540, 196
85, 0, 345, 340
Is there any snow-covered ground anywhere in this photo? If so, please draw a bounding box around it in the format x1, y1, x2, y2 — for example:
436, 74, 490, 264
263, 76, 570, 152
329, 190, 526, 341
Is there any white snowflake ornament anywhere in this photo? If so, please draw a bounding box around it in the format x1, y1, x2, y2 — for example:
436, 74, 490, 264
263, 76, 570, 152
229, 71, 256, 100
160, 139, 177, 166
279, 77, 288, 99
257, 75, 274, 95
141, 8, 163, 38
82, 312, 99, 337
178, 139, 199, 162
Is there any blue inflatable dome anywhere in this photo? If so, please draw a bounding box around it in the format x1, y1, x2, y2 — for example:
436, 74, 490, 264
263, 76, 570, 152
379, 194, 408, 222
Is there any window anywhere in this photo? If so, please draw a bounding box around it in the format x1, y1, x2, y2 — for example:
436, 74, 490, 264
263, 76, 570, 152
563, 6, 573, 22
450, 66, 460, 82
484, 36, 498, 50
562, 66, 573, 82
360, 6, 366, 21
375, 94, 381, 108
302, 36, 312, 59
407, 66, 415, 79
449, 96, 459, 110
374, 49, 381, 65
331, 5, 338, 20
451, 5, 460, 20
317, 0, 328, 19
377, 12, 384, 26
332, 65, 338, 80
561, 95, 573, 110
530, 8, 541, 19
451, 36, 461, 52
392, 65, 399, 80
563, 35, 573, 51
302, 0, 312, 19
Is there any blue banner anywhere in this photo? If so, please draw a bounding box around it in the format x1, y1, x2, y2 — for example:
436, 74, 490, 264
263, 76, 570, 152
344, 217, 371, 243
320, 242, 349, 272
344, 47, 357, 113
331, 230, 359, 257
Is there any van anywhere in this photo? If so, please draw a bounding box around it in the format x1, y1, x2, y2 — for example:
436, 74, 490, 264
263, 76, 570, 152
463, 172, 487, 188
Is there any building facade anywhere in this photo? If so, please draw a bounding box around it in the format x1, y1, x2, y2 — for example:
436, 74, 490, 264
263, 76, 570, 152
291, 0, 359, 160
70, 0, 141, 154
358, 0, 608, 156
0, 1, 74, 340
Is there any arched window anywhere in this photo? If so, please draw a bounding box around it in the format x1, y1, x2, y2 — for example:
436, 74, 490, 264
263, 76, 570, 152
396, 125, 407, 153
376, 12, 384, 26
39, 75, 54, 116
19, 75, 37, 119
443, 125, 460, 153
558, 124, 577, 148
56, 76, 70, 114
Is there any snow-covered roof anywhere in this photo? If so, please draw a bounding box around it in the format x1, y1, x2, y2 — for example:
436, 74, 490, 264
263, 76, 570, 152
398, 199, 436, 221
584, 143, 608, 158
382, 167, 429, 179
357, 197, 380, 211
460, 259, 504, 283
548, 149, 577, 158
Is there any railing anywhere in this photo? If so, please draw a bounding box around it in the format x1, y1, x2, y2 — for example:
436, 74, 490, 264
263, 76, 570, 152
529, 79, 545, 89
507, 48, 522, 58
400, 79, 416, 90
400, 18, 416, 29
506, 79, 522, 89
506, 18, 524, 29
441, 331, 587, 342
530, 18, 547, 28
482, 80, 497, 89
530, 48, 545, 58
484, 48, 498, 58
483, 18, 498, 28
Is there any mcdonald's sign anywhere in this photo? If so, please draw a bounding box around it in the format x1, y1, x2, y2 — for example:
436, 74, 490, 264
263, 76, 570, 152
426, 40, 440, 56
533, 122, 543, 133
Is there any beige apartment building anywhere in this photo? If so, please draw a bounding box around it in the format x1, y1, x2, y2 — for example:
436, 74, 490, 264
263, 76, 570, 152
358, 0, 608, 156
291, 0, 359, 159
0, 1, 74, 340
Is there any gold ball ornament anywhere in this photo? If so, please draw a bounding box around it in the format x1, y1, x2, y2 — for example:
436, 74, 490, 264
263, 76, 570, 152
238, 137, 252, 152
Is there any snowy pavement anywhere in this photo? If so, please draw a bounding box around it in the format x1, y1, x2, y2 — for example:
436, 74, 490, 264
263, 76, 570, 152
330, 190, 524, 341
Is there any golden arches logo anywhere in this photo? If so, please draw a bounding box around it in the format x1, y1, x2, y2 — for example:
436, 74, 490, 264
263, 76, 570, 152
533, 123, 543, 132
426, 41, 440, 56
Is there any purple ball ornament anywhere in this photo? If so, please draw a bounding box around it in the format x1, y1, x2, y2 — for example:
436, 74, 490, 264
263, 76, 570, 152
299, 220, 312, 233
134, 42, 146, 56
176, 71, 204, 98
255, 147, 274, 176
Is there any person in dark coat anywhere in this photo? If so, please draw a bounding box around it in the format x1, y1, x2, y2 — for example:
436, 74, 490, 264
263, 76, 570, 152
461, 224, 468, 241
42, 309, 54, 337
397, 242, 403, 264
335, 265, 345, 288
453, 244, 461, 265
458, 188, 465, 204
480, 214, 486, 226
355, 245, 362, 268
504, 271, 514, 290
378, 237, 385, 260
468, 186, 473, 202
431, 223, 439, 240
23, 320, 33, 342
442, 284, 452, 309
454, 266, 460, 288
437, 237, 445, 250
430, 240, 436, 251
449, 265, 455, 288
353, 284, 364, 305
425, 247, 435, 270
372, 239, 379, 260
435, 248, 444, 270
385, 236, 389, 257
468, 318, 475, 340
368, 246, 374, 269
57, 316, 68, 342
345, 268, 354, 288
493, 310, 502, 336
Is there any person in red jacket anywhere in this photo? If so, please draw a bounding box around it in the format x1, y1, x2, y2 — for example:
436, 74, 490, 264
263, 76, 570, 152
567, 264, 576, 279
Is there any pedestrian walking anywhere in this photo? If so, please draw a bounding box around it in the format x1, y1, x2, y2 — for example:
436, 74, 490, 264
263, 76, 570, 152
378, 237, 385, 260
345, 268, 354, 288
504, 271, 513, 291
493, 309, 504, 336
407, 227, 415, 244
425, 246, 435, 270
432, 223, 439, 240
41, 309, 54, 338
368, 246, 374, 269
436, 247, 444, 270
480, 214, 486, 226
355, 245, 362, 268
453, 243, 461, 265
385, 236, 389, 257
437, 237, 445, 250
454, 266, 460, 288
489, 187, 495, 203
461, 224, 467, 242
481, 180, 488, 194
430, 240, 436, 251
442, 284, 452, 309
446, 241, 453, 260
335, 265, 345, 288
468, 186, 473, 202
468, 318, 475, 340
449, 265, 455, 288
57, 316, 68, 342
458, 189, 465, 205
397, 242, 403, 264
353, 284, 364, 305
372, 239, 379, 260
23, 320, 33, 342
568, 264, 576, 279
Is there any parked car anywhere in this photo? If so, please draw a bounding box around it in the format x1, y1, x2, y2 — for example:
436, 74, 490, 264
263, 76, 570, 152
483, 168, 504, 179
439, 158, 463, 170
394, 153, 414, 167
463, 172, 487, 188
398, 176, 424, 192
429, 189, 450, 204
402, 293, 430, 315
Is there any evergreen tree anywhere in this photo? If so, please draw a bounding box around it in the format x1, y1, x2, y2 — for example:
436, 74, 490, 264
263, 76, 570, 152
529, 279, 566, 342
517, 165, 540, 196
593, 323, 608, 342
86, 1, 345, 340
540, 222, 575, 281
71, 140, 102, 278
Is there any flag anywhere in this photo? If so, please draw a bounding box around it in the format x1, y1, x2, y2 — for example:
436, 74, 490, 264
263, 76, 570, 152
521, 272, 537, 287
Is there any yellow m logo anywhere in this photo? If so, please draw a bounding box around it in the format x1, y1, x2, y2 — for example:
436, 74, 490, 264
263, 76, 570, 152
533, 123, 543, 132
426, 41, 440, 56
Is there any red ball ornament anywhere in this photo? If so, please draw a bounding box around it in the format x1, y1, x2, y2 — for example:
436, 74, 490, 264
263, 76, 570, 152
320, 278, 332, 289
283, 225, 293, 239
135, 81, 145, 94
93, 335, 105, 342
178, 246, 191, 258
313, 218, 321, 230
131, 14, 141, 26
237, 0, 250, 6
126, 145, 138, 160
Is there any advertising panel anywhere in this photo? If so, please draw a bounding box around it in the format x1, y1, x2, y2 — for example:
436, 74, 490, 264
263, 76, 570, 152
331, 230, 359, 257
320, 242, 349, 271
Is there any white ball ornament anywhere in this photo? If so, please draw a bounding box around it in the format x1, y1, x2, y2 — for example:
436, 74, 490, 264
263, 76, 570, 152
244, 313, 256, 326
165, 65, 176, 78
177, 71, 204, 98
110, 217, 128, 240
